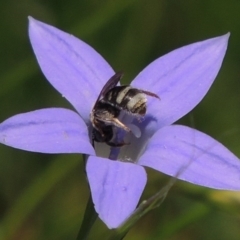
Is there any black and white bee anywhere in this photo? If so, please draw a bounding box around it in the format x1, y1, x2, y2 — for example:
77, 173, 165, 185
90, 72, 159, 147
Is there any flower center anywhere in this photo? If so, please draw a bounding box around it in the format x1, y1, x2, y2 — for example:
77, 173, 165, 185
93, 112, 158, 162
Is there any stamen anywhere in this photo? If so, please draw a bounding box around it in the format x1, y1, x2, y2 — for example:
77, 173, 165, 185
126, 123, 141, 138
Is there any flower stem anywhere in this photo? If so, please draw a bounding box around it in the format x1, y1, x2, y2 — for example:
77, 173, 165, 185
76, 155, 98, 240
76, 194, 97, 240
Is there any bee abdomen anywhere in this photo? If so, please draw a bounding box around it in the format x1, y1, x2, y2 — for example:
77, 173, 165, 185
125, 91, 147, 115
105, 86, 131, 104
104, 86, 148, 115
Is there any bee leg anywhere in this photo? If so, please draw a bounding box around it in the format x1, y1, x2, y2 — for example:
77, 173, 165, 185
111, 118, 131, 132
91, 135, 95, 148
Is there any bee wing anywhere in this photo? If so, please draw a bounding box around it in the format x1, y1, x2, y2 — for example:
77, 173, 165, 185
94, 72, 124, 107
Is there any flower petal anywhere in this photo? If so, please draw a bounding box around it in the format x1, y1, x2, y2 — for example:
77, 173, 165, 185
132, 34, 229, 130
138, 125, 240, 190
0, 108, 94, 155
28, 17, 114, 122
86, 156, 147, 228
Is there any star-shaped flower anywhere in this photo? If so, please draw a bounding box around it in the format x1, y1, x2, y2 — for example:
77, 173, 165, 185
0, 17, 240, 229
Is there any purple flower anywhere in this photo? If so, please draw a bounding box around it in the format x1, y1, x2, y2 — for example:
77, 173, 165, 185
1, 17, 240, 229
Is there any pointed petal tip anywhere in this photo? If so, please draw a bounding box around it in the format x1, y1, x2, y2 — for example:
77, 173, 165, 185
219, 32, 230, 44
28, 16, 37, 26
213, 32, 230, 51
28, 17, 46, 32
28, 16, 40, 33
226, 32, 230, 37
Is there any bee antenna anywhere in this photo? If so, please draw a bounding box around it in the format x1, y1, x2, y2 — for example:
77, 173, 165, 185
140, 90, 160, 100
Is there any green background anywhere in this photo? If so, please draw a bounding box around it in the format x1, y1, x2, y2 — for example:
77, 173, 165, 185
0, 0, 240, 239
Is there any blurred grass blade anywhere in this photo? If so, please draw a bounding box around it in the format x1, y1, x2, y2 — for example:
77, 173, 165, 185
0, 57, 38, 98
0, 0, 138, 98
76, 194, 97, 240
0, 155, 81, 240
116, 0, 163, 75
156, 203, 209, 239
72, 0, 138, 36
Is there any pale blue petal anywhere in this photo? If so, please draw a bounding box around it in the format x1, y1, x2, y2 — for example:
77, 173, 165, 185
0, 108, 94, 154
28, 17, 114, 122
86, 156, 147, 228
139, 125, 240, 190
132, 34, 229, 131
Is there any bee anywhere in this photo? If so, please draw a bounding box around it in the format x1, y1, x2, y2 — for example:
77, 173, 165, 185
90, 72, 159, 147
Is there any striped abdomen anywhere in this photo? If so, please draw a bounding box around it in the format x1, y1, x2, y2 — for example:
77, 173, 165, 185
103, 86, 147, 115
